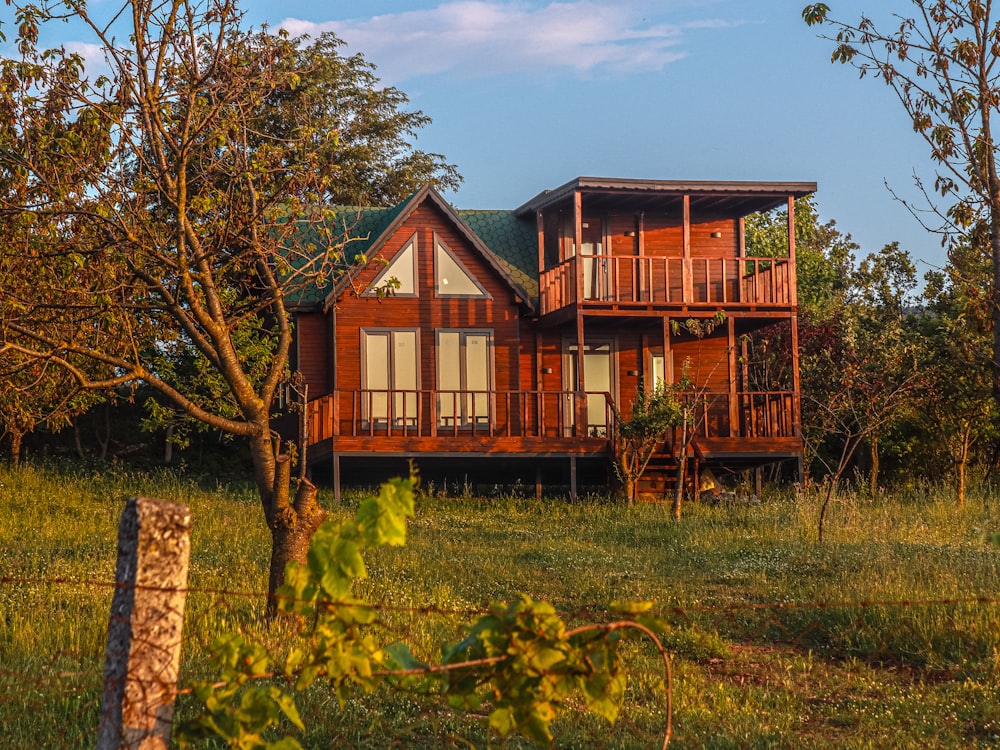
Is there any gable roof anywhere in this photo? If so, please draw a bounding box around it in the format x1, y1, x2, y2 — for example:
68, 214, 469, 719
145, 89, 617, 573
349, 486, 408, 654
323, 184, 535, 312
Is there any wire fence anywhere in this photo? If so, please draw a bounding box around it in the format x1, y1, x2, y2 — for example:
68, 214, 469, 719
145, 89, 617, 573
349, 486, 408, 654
5, 570, 1000, 748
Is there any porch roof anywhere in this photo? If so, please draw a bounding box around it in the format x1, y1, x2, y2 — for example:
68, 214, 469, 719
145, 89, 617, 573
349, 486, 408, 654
515, 177, 817, 218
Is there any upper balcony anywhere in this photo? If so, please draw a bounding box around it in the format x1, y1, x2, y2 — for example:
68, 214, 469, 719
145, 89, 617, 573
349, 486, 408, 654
539, 254, 792, 316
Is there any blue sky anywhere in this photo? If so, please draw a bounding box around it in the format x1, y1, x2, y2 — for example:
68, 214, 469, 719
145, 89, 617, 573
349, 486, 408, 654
3, 1, 950, 274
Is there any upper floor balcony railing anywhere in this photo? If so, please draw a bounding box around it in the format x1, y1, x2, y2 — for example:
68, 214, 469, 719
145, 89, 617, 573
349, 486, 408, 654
539, 255, 793, 315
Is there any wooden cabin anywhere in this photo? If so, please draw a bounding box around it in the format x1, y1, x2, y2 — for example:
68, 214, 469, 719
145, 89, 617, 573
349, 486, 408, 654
287, 176, 815, 499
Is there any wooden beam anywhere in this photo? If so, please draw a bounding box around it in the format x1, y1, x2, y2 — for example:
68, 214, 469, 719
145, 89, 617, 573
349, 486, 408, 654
728, 316, 739, 438
574, 191, 584, 305
576, 312, 585, 436
333, 453, 341, 504
682, 195, 693, 303
536, 209, 545, 272
787, 196, 798, 308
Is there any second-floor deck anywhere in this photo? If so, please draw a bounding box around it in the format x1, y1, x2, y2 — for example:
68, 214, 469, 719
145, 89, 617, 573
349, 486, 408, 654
539, 255, 793, 315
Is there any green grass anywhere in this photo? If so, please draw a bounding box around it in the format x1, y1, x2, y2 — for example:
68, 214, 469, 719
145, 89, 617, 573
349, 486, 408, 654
3, 462, 1000, 747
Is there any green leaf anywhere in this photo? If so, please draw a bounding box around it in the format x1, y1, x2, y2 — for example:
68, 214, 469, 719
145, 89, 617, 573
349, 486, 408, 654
384, 642, 428, 671
609, 600, 654, 615
488, 705, 518, 737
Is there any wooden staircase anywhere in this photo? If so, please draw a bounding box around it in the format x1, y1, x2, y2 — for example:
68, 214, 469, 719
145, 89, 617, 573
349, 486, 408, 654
636, 452, 681, 501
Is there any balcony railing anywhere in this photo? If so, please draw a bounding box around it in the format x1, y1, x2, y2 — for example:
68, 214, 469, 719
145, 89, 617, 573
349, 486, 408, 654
305, 388, 795, 447
539, 255, 792, 314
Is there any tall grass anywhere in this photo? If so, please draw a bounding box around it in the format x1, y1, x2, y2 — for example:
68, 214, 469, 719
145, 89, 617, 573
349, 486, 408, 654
2, 463, 1000, 747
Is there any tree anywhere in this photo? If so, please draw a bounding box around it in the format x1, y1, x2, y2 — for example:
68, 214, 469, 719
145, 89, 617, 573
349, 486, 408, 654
800, 244, 922, 540
918, 228, 997, 505
260, 32, 461, 206
804, 1, 1000, 402
0, 0, 453, 613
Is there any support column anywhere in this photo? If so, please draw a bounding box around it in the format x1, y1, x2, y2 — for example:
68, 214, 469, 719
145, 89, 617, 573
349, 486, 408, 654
682, 195, 693, 303
727, 316, 739, 438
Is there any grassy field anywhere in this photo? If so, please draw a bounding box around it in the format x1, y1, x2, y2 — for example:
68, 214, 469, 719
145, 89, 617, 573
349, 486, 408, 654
3, 462, 1000, 748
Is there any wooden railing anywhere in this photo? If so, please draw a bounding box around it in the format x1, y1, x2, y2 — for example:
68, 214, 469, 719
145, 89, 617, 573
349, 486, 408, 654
306, 388, 796, 446
306, 389, 615, 445
539, 255, 792, 314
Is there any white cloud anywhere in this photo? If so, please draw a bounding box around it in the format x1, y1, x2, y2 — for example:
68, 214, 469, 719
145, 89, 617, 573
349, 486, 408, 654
279, 1, 737, 82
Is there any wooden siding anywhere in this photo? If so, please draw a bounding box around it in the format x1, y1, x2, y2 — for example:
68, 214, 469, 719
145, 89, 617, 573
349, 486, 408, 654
331, 201, 522, 399
294, 312, 330, 396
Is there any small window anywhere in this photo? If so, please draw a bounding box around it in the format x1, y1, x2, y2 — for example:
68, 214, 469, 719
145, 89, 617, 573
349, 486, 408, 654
368, 234, 417, 296
434, 236, 489, 298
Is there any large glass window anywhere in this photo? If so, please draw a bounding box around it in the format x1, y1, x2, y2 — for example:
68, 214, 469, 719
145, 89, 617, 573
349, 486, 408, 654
434, 237, 488, 298
436, 329, 493, 427
361, 329, 419, 426
367, 234, 417, 296
564, 340, 615, 437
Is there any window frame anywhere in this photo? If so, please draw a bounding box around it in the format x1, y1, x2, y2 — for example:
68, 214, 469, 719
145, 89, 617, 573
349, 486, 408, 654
433, 234, 491, 299
435, 328, 495, 428
367, 233, 419, 298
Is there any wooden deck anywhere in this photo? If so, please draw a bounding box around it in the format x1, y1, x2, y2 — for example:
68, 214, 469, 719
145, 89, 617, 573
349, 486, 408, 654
305, 389, 798, 459
539, 255, 792, 315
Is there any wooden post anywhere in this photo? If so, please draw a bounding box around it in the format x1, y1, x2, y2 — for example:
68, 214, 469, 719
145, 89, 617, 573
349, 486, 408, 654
98, 497, 191, 750
569, 455, 578, 501
682, 195, 693, 303
727, 316, 739, 438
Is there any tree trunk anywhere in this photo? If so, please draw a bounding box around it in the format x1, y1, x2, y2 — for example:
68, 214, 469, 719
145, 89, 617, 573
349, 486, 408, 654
869, 434, 880, 496
672, 416, 688, 522
957, 426, 970, 510
266, 473, 326, 618
8, 428, 23, 464
248, 432, 327, 618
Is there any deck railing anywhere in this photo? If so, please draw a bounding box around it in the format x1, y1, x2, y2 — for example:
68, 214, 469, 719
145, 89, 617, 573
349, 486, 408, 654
306, 389, 615, 445
306, 388, 795, 446
539, 255, 792, 314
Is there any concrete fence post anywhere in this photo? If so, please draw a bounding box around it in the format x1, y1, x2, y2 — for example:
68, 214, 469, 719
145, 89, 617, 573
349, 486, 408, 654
97, 497, 191, 750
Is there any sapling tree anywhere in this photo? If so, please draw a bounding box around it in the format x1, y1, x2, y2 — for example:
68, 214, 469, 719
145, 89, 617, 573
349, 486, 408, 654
611, 378, 685, 506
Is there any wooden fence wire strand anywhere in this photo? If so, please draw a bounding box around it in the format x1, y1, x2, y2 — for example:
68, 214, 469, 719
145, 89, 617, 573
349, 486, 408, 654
97, 497, 191, 750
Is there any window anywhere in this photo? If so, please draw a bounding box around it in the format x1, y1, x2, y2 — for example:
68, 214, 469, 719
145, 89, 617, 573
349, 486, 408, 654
434, 236, 489, 298
361, 329, 419, 426
436, 329, 493, 427
368, 234, 417, 296
563, 340, 615, 437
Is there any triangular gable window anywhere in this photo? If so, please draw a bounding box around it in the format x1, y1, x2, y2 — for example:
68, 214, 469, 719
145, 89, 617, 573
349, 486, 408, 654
368, 234, 417, 296
435, 237, 489, 298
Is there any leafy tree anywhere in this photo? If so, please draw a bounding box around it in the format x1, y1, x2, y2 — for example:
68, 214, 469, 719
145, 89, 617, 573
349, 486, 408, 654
801, 244, 922, 540
259, 32, 461, 206
0, 0, 452, 612
804, 1, 1000, 401
0, 351, 102, 463
918, 229, 997, 505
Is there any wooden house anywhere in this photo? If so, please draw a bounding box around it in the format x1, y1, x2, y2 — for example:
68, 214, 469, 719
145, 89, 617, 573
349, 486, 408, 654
287, 176, 815, 499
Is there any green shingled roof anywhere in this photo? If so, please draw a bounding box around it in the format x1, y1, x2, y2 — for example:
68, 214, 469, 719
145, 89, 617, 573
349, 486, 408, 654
283, 202, 410, 308
457, 209, 539, 302
286, 189, 540, 310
